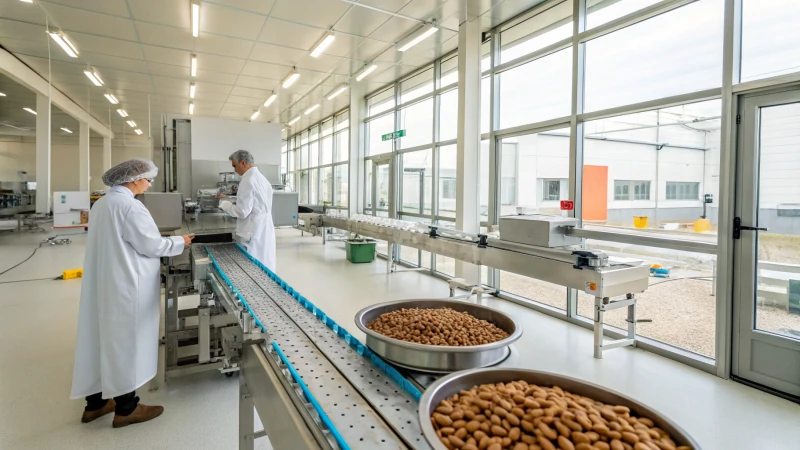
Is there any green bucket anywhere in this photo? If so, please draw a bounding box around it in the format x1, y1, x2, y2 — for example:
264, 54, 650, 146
345, 239, 377, 263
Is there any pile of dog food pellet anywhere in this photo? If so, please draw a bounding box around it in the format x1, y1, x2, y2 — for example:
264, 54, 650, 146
366, 307, 510, 346
429, 380, 691, 450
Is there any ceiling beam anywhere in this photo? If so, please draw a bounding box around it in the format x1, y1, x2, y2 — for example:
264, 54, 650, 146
0, 48, 114, 139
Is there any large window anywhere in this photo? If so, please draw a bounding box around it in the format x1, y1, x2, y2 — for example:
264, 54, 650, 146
367, 114, 394, 156
399, 98, 433, 149
615, 180, 651, 201
499, 0, 572, 64
741, 0, 800, 82
666, 182, 700, 200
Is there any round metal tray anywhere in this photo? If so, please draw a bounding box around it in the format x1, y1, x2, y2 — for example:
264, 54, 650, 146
418, 368, 701, 450
354, 299, 522, 372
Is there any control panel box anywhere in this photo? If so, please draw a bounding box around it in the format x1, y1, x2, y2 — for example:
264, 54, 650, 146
499, 214, 580, 248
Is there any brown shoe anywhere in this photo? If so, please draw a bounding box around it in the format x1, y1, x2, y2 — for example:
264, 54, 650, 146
81, 399, 116, 423
112, 404, 164, 428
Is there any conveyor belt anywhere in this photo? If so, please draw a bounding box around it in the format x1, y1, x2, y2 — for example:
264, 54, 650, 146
207, 244, 431, 450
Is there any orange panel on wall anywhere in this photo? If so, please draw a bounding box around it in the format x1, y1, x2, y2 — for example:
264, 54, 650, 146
583, 165, 608, 221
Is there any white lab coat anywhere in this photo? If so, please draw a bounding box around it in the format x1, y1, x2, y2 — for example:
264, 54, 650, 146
70, 185, 185, 399
219, 167, 276, 272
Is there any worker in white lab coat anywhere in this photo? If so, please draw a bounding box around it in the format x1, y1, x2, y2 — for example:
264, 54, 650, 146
219, 150, 276, 272
70, 159, 194, 428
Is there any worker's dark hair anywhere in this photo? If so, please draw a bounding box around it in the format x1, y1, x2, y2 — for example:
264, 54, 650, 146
229, 150, 254, 165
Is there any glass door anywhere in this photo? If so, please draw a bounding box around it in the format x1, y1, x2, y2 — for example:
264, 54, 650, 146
732, 88, 800, 398
366, 157, 392, 217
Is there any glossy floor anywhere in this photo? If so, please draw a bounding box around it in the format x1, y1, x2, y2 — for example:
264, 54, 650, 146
0, 227, 798, 449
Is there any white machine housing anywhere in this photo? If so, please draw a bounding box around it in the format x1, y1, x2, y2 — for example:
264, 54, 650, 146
499, 214, 581, 248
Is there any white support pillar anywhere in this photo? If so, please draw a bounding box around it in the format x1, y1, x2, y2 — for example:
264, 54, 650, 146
35, 93, 51, 214
103, 137, 112, 172
455, 17, 482, 284
79, 121, 90, 191
348, 83, 366, 216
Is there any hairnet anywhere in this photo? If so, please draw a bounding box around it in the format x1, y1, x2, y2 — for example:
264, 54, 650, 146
102, 159, 159, 186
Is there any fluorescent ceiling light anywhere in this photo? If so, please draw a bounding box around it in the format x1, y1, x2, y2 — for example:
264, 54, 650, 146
281, 128, 285, 132
304, 104, 320, 115
190, 54, 198, 77
23, 107, 36, 115
325, 83, 348, 100
189, 82, 196, 99
281, 71, 299, 88
398, 24, 438, 52
126, 120, 137, 128
83, 68, 103, 86
47, 29, 79, 57
189, 102, 194, 115
134, 129, 143, 135
104, 93, 119, 104
191, 1, 200, 38
288, 115, 301, 126
355, 64, 377, 81
263, 93, 277, 107
310, 33, 335, 58
0, 92, 6, 97
116, 109, 128, 117
20, 0, 35, 3
250, 110, 260, 121
61, 127, 72, 133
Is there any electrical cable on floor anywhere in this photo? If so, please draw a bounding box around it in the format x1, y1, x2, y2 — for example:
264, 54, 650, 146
0, 276, 61, 285
0, 235, 62, 277
649, 276, 715, 286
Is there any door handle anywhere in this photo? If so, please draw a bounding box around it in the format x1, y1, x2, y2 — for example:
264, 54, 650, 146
733, 217, 768, 240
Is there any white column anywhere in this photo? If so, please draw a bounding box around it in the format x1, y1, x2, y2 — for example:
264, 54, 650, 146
35, 93, 51, 214
103, 137, 112, 172
455, 17, 482, 284
78, 121, 90, 191
348, 83, 366, 216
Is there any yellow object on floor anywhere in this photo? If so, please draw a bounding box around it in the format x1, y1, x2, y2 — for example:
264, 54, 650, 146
633, 216, 648, 228
694, 218, 711, 232
62, 268, 83, 280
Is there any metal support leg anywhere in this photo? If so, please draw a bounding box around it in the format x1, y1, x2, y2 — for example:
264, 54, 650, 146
593, 296, 604, 359
626, 294, 637, 347
594, 294, 638, 358
239, 371, 255, 450
198, 306, 210, 363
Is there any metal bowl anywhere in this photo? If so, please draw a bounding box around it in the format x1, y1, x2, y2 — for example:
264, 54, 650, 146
354, 299, 522, 372
419, 368, 701, 450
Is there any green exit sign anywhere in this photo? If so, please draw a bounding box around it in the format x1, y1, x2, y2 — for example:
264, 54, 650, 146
381, 130, 406, 141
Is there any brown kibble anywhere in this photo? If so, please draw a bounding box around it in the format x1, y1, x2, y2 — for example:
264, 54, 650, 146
441, 437, 453, 449
435, 413, 454, 427
513, 443, 529, 450
452, 409, 465, 420
634, 444, 651, 450
554, 419, 571, 437
464, 444, 479, 450
509, 427, 521, 441
455, 427, 468, 439
478, 435, 491, 450
467, 420, 481, 433
502, 438, 513, 448
572, 432, 590, 444
576, 445, 592, 450
437, 405, 455, 415
525, 398, 542, 409
622, 432, 640, 445
558, 435, 576, 450
638, 418, 654, 428
449, 435, 466, 448
453, 420, 467, 429
441, 427, 456, 436
491, 425, 508, 437
610, 440, 625, 450
487, 444, 502, 450
593, 423, 610, 436
594, 443, 611, 450
512, 407, 526, 418
538, 422, 558, 440
586, 431, 601, 442
538, 436, 557, 450
608, 431, 622, 440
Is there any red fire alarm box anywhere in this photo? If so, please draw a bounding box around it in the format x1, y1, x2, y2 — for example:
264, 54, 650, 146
560, 200, 574, 211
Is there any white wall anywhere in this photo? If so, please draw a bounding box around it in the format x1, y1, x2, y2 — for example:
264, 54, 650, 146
190, 117, 281, 165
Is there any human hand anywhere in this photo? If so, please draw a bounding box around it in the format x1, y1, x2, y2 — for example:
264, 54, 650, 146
183, 234, 195, 247
217, 194, 228, 199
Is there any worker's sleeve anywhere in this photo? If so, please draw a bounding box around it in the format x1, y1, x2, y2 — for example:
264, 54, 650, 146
225, 178, 255, 220
120, 203, 185, 258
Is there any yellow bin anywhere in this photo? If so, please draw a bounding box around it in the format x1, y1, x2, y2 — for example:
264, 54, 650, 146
694, 218, 711, 232
633, 216, 648, 228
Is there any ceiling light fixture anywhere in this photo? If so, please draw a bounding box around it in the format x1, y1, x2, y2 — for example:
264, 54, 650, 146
47, 29, 79, 57
250, 110, 260, 121
189, 102, 194, 115
288, 115, 301, 126
104, 93, 119, 104
281, 70, 300, 88
20, 0, 35, 3
263, 93, 277, 107
191, 1, 200, 38
190, 54, 198, 77
23, 107, 36, 115
116, 109, 128, 117
325, 83, 348, 100
356, 63, 378, 81
397, 23, 438, 52
126, 120, 137, 128
304, 104, 320, 115
310, 32, 335, 58
0, 92, 6, 97
134, 129, 143, 135
83, 67, 103, 86
61, 127, 72, 133
189, 82, 196, 99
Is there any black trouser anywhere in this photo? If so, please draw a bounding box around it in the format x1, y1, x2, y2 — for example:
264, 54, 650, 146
85, 391, 139, 416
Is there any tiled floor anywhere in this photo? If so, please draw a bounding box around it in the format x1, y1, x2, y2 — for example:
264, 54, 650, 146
0, 227, 798, 449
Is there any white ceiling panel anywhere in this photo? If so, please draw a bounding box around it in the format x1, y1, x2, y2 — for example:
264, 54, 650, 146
195, 81, 233, 95
249, 43, 306, 67
0, 38, 60, 63
196, 70, 240, 85
100, 69, 152, 85
234, 75, 280, 90
193, 91, 231, 102
346, 39, 391, 62
40, 0, 131, 17
365, 16, 419, 44
141, 45, 191, 67
334, 6, 390, 38
295, 54, 347, 73
240, 60, 288, 79
69, 33, 145, 60
230, 86, 270, 99
281, 82, 315, 96
194, 34, 254, 59
323, 33, 367, 59
0, 2, 48, 26
82, 52, 151, 72
0, 19, 48, 42
357, 0, 415, 13
134, 21, 195, 51
258, 18, 323, 50
129, 0, 190, 28
147, 61, 191, 78
226, 95, 262, 106
107, 80, 156, 94
39, 3, 139, 41
397, 0, 451, 20
153, 75, 190, 91
270, 0, 351, 29
209, 0, 276, 15
197, 53, 247, 75
200, 2, 266, 41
